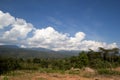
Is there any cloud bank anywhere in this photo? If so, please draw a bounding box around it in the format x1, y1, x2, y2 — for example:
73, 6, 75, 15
0, 10, 118, 51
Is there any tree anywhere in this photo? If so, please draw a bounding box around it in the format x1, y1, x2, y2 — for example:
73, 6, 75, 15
99, 47, 110, 61
99, 47, 119, 63
77, 51, 89, 68
110, 48, 119, 62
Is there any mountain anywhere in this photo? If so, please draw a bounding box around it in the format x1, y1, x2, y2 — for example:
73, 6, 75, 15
57, 50, 79, 56
0, 45, 19, 48
0, 45, 79, 58
27, 47, 54, 52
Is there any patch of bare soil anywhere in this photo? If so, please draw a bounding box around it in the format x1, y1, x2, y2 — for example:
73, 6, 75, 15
31, 73, 120, 80
114, 67, 120, 72
31, 73, 92, 80
83, 67, 95, 73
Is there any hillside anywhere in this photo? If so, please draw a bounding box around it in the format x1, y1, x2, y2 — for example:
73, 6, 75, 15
0, 45, 79, 58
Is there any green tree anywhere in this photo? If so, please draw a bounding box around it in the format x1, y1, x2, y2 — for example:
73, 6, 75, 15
77, 51, 89, 68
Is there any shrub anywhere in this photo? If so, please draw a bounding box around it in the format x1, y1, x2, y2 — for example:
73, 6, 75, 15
68, 70, 80, 74
90, 59, 112, 69
3, 76, 9, 80
97, 69, 120, 75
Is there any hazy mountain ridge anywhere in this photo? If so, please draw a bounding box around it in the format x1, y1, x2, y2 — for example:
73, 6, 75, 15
0, 45, 79, 58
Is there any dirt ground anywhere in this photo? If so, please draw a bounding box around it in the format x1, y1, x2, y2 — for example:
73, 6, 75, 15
31, 73, 120, 80
1, 72, 120, 80
1, 67, 120, 80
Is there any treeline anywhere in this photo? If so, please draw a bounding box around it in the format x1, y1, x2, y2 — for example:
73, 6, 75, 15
0, 47, 120, 74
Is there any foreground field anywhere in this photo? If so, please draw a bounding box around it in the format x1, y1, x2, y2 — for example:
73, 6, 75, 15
0, 70, 120, 80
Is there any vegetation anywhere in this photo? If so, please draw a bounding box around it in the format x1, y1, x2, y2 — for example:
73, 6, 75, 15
3, 76, 9, 80
0, 47, 120, 76
97, 69, 120, 75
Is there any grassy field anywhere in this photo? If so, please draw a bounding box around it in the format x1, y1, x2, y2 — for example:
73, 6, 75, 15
1, 67, 120, 80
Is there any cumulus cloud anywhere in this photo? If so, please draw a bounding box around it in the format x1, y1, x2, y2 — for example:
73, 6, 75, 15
0, 11, 15, 29
3, 18, 33, 40
27, 27, 69, 49
80, 40, 117, 51
0, 10, 118, 51
26, 27, 117, 51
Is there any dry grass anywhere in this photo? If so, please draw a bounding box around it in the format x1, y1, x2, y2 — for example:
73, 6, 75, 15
0, 69, 120, 80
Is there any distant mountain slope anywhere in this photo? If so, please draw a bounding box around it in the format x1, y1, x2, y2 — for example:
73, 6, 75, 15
27, 47, 54, 52
0, 45, 79, 58
0, 45, 19, 48
57, 50, 79, 56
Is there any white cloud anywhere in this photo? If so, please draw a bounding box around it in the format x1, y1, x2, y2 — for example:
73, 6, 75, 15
26, 27, 117, 51
69, 32, 85, 43
27, 27, 69, 49
0, 11, 15, 29
3, 18, 33, 40
80, 40, 117, 51
0, 10, 118, 51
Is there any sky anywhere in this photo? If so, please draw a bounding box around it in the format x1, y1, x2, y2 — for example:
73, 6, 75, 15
0, 0, 119, 51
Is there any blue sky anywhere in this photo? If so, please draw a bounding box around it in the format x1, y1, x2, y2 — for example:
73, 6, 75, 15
0, 0, 119, 50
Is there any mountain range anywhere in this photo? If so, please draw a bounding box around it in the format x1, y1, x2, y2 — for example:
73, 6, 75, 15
0, 45, 79, 58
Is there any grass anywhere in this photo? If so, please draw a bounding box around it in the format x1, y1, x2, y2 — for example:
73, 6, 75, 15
1, 70, 35, 80
3, 76, 9, 80
38, 68, 65, 74
97, 69, 120, 75
68, 70, 80, 75
1, 68, 120, 80
3, 70, 25, 76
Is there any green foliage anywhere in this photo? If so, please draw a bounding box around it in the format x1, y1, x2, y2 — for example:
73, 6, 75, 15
90, 59, 112, 69
39, 68, 65, 74
69, 51, 89, 68
68, 70, 80, 74
4, 71, 24, 76
3, 76, 9, 80
97, 69, 120, 75
19, 63, 39, 70
87, 48, 120, 69
78, 51, 89, 68
0, 57, 20, 74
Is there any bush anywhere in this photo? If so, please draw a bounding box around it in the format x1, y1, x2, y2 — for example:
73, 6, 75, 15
97, 69, 120, 75
19, 63, 39, 70
68, 70, 80, 74
0, 58, 20, 74
90, 59, 112, 69
3, 76, 9, 80
39, 68, 65, 74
